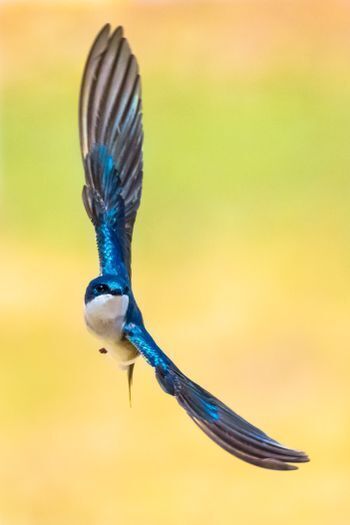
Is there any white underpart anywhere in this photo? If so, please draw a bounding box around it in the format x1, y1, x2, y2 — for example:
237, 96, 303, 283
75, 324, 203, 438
84, 294, 138, 366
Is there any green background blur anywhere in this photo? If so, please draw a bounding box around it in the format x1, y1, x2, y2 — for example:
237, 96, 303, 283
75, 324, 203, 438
1, 1, 349, 524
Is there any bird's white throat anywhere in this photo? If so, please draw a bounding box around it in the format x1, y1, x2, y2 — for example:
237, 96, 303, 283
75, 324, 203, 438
84, 293, 129, 343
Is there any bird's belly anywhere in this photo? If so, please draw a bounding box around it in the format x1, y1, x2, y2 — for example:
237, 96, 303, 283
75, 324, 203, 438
106, 338, 139, 367
84, 293, 139, 366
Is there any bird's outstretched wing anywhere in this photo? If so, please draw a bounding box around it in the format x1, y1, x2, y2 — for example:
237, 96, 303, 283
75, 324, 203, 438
124, 322, 309, 470
79, 25, 143, 276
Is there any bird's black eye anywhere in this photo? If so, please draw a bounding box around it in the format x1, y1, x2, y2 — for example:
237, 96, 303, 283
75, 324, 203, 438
95, 283, 109, 294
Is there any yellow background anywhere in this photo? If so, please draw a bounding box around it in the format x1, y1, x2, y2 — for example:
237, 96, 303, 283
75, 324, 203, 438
1, 1, 349, 524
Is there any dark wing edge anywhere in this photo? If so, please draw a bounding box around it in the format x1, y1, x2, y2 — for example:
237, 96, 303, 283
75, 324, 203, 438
79, 25, 143, 275
173, 371, 309, 470
124, 322, 310, 471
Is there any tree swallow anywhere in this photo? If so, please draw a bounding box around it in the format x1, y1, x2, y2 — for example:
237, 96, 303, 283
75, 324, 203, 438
79, 24, 309, 470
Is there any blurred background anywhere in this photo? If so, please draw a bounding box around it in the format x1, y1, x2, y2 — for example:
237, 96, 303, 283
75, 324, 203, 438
1, 1, 349, 524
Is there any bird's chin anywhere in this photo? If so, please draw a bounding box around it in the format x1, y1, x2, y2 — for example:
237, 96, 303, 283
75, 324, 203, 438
84, 293, 129, 328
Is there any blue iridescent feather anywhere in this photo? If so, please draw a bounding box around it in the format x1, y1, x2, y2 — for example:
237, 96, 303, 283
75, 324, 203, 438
80, 25, 143, 277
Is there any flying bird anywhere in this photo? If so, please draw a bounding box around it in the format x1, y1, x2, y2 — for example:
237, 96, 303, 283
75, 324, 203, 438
79, 24, 309, 470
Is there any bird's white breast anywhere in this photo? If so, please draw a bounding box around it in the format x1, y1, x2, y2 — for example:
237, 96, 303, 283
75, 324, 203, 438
84, 294, 129, 342
84, 294, 138, 366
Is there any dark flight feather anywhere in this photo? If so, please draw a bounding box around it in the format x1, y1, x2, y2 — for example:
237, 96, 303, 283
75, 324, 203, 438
172, 370, 309, 470
79, 25, 143, 276
125, 323, 309, 471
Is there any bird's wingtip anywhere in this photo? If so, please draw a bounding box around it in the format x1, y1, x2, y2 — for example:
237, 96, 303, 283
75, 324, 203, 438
99, 23, 124, 39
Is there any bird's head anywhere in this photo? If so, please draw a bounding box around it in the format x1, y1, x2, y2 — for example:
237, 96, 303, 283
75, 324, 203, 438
84, 275, 130, 304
